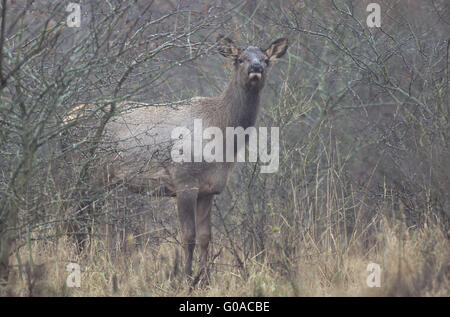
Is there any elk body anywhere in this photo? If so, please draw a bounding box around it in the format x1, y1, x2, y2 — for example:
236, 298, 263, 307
67, 37, 289, 280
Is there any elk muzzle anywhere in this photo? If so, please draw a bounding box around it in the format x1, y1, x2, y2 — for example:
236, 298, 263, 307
248, 62, 263, 80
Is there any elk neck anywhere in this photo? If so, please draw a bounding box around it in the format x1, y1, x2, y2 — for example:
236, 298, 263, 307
220, 74, 263, 129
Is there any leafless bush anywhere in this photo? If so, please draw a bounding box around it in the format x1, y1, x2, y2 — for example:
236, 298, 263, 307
0, 0, 448, 295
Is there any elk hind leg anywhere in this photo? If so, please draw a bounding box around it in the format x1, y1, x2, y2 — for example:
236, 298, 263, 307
196, 194, 213, 284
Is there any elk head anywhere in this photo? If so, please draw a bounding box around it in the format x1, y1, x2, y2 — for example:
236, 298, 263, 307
217, 35, 289, 90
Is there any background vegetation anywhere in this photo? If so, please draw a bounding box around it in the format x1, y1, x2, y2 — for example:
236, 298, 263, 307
0, 0, 448, 296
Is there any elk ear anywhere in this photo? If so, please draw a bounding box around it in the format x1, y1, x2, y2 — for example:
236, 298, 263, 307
265, 38, 289, 61
217, 35, 240, 58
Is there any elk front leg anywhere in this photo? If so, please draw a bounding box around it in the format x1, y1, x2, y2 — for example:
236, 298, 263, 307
196, 194, 213, 277
176, 188, 198, 278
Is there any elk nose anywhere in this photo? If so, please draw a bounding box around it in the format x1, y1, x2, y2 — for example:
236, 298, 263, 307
250, 62, 263, 73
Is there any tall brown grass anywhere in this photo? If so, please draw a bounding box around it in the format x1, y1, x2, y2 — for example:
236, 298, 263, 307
2, 209, 447, 297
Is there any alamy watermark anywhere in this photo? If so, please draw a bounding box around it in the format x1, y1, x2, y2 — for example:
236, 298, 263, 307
66, 262, 81, 288
170, 119, 279, 173
66, 3, 81, 28
366, 3, 381, 28
366, 262, 381, 288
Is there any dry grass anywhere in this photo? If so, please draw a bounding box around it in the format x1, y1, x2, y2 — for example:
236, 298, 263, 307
2, 215, 448, 297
